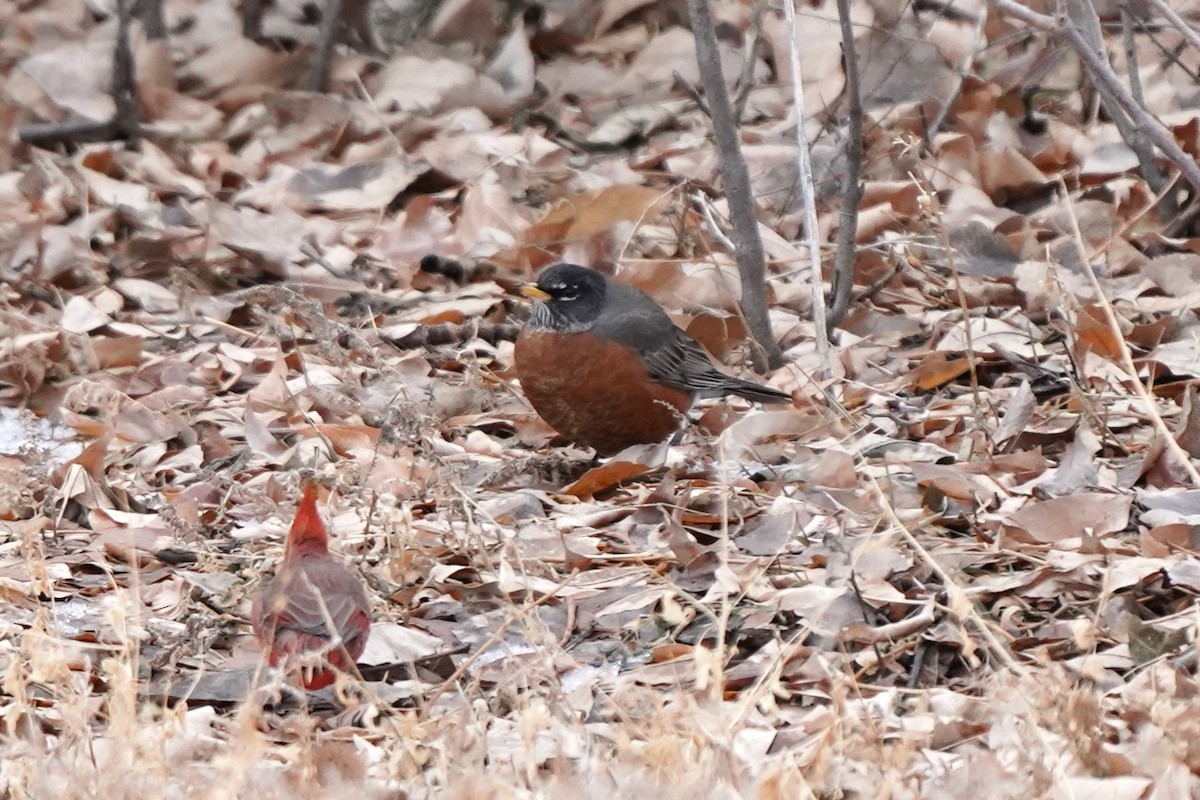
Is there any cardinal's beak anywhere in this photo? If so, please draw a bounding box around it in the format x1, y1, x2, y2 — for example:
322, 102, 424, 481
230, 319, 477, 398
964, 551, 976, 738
518, 284, 552, 301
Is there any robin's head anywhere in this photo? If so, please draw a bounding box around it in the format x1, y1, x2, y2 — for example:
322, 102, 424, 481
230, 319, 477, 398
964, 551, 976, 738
520, 264, 607, 331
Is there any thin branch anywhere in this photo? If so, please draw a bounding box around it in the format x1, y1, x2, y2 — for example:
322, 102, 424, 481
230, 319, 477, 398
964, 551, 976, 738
1142, 23, 1200, 85
861, 482, 1025, 675
672, 71, 710, 117
1121, 8, 1147, 110
925, 7, 987, 142
19, 118, 128, 149
686, 0, 785, 370
136, 0, 167, 39
1068, 0, 1168, 198
307, 0, 345, 92
422, 570, 577, 707
732, 0, 768, 122
1118, 8, 1176, 217
988, 0, 1055, 28
691, 191, 737, 253
850, 261, 901, 306
990, 0, 1200, 229
827, 0, 864, 331
779, 0, 831, 367
1056, 177, 1200, 489
111, 0, 139, 137
242, 0, 265, 39
18, 0, 141, 147
1145, 0, 1200, 56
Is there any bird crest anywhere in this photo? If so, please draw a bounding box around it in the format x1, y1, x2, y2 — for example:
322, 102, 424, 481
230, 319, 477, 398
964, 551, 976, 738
284, 481, 330, 558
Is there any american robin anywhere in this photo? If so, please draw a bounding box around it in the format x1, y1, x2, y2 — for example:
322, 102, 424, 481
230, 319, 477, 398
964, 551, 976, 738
515, 263, 791, 456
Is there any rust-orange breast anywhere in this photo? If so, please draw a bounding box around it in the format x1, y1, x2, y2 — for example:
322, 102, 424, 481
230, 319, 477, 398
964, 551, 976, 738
515, 329, 693, 456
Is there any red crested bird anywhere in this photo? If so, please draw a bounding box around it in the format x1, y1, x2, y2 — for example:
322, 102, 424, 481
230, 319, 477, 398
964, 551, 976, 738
515, 263, 792, 456
251, 483, 371, 690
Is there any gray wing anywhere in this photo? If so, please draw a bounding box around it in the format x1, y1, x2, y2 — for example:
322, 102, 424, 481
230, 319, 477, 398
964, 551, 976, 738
596, 282, 791, 402
592, 283, 680, 356
638, 328, 736, 397
593, 283, 774, 399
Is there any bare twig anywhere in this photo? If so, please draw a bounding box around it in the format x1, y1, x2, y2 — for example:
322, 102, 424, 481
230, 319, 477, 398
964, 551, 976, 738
422, 570, 576, 706
308, 0, 346, 91
732, 0, 768, 122
917, 181, 985, 421
137, 0, 167, 39
1120, 9, 1147, 111
111, 0, 139, 132
826, 0, 865, 331
242, 0, 265, 39
19, 118, 128, 149
686, 0, 785, 371
18, 0, 141, 147
778, 0, 830, 368
924, 7, 986, 142
1145, 0, 1200, 56
1117, 7, 1176, 217
989, 0, 1200, 232
1141, 23, 1200, 84
1074, 0, 1167, 197
850, 260, 902, 305
861, 481, 1024, 675
671, 71, 710, 117
690, 191, 737, 253
1056, 177, 1200, 488
675, 0, 766, 125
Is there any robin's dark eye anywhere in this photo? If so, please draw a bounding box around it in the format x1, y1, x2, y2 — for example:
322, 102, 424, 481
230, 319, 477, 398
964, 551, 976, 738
558, 290, 578, 301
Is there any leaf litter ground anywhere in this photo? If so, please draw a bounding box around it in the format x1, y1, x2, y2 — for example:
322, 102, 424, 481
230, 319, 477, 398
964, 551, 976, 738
4, 0, 1200, 797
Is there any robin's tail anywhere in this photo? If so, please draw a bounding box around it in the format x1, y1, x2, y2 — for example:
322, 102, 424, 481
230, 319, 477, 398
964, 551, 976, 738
723, 378, 792, 404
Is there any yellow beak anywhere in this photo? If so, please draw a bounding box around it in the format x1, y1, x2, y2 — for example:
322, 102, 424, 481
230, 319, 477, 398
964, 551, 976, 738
518, 284, 552, 301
